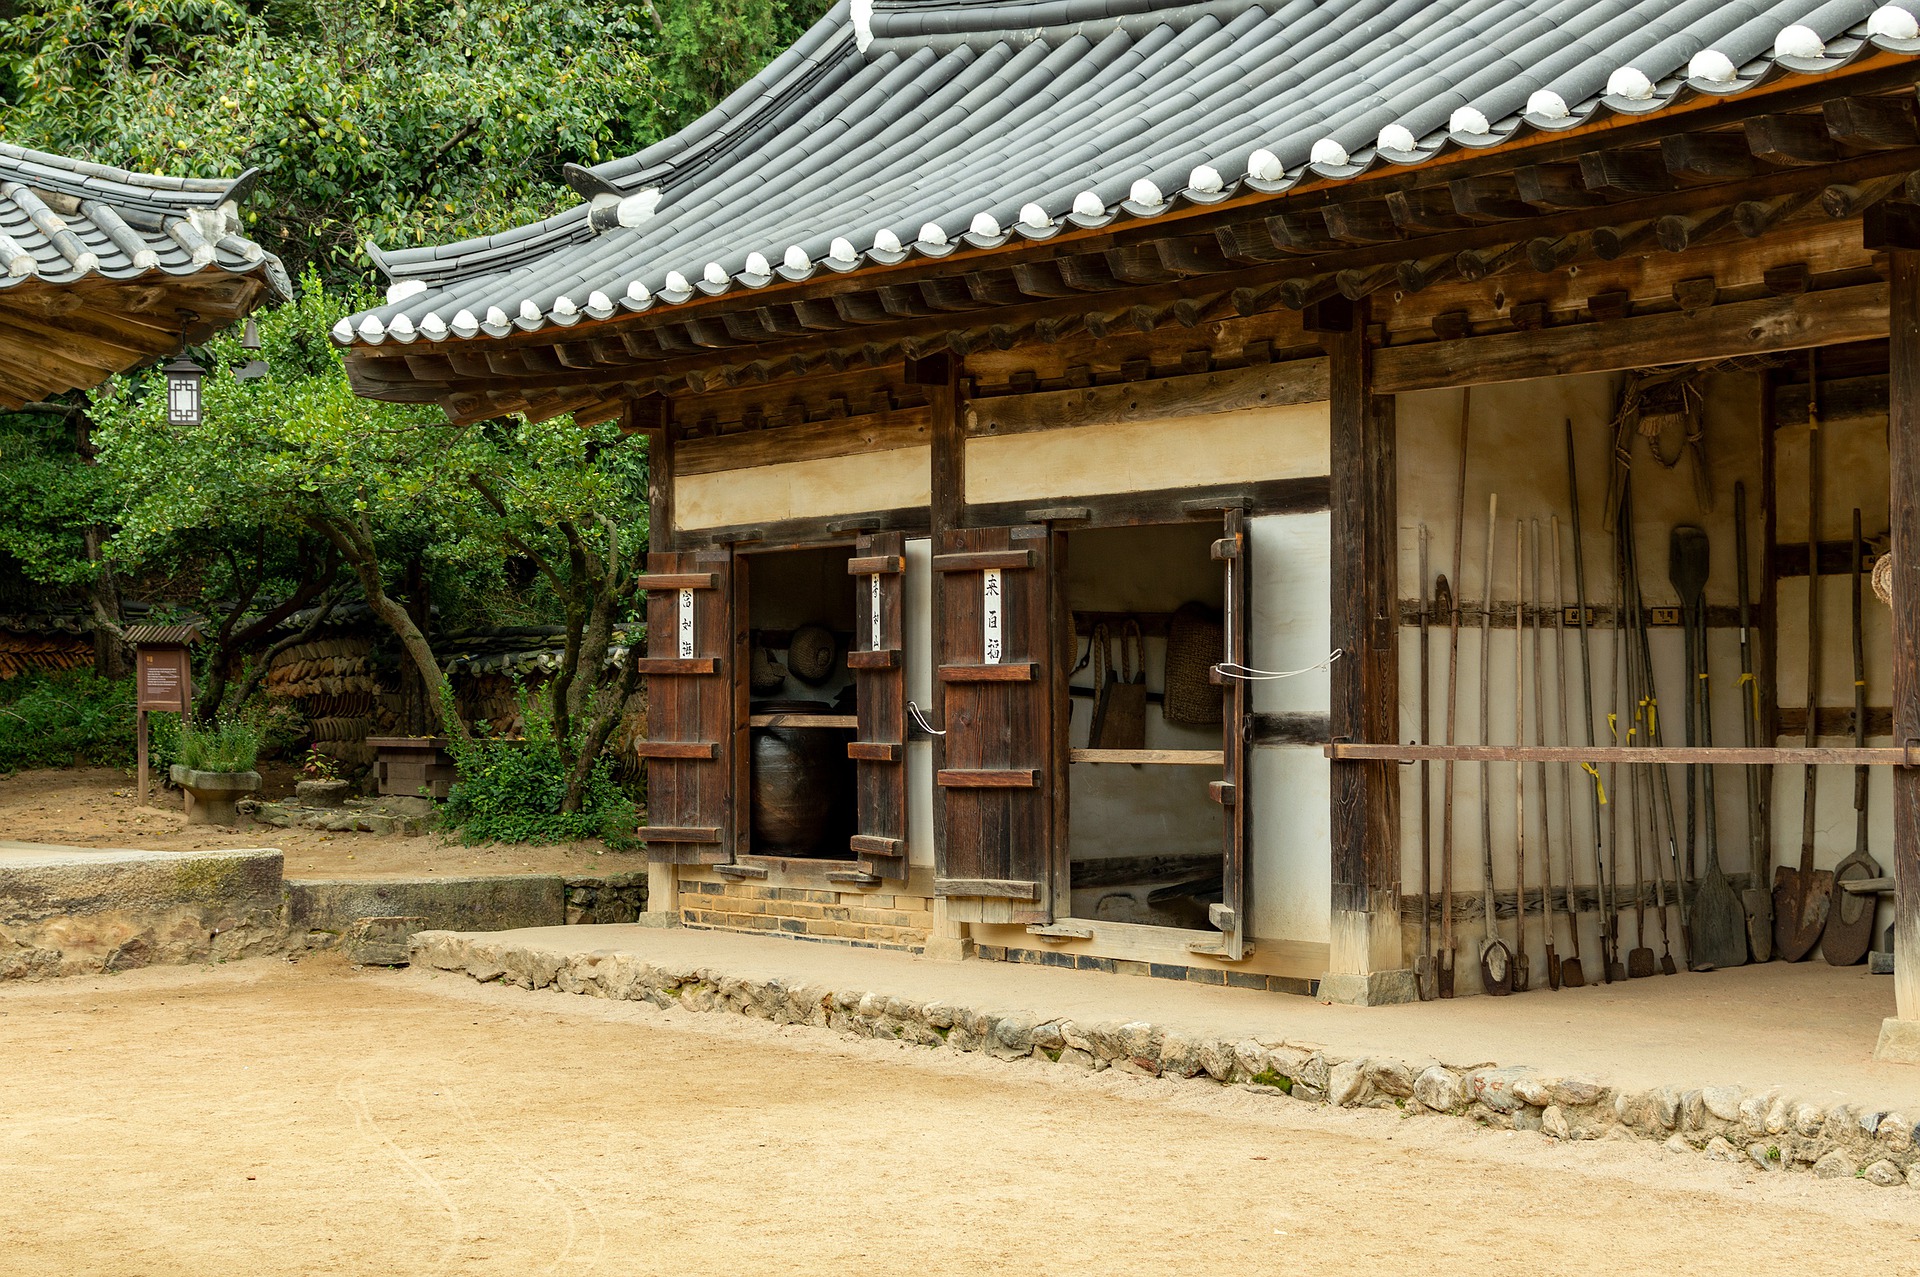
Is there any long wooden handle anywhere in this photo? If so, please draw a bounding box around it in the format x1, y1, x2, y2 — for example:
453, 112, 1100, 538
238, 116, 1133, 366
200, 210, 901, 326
1800, 356, 1822, 877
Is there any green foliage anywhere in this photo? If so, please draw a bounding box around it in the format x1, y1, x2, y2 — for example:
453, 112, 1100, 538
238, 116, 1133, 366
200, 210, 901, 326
648, 0, 834, 135
0, 670, 138, 771
441, 694, 639, 847
176, 716, 264, 772
0, 407, 114, 593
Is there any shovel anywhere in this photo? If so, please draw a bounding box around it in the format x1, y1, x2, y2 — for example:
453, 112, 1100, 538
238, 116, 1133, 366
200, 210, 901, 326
1478, 494, 1513, 996
1776, 357, 1833, 962
1823, 508, 1881, 966
1530, 520, 1561, 989
1734, 482, 1773, 961
1674, 525, 1746, 970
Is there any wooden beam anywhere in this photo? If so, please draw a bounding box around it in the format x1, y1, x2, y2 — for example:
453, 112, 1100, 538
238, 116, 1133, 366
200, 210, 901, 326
1373, 281, 1890, 393
1886, 243, 1920, 1041
674, 406, 929, 476
1327, 743, 1918, 765
964, 356, 1327, 436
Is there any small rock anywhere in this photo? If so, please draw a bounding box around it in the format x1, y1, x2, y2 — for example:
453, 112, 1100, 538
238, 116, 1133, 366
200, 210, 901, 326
1230, 1039, 1270, 1082
1792, 1102, 1827, 1138
1703, 1136, 1740, 1162
1512, 1106, 1543, 1133
1327, 1059, 1371, 1108
1663, 1133, 1692, 1155
1864, 1159, 1906, 1187
1764, 1093, 1793, 1136
1031, 1021, 1066, 1052
1812, 1151, 1857, 1180
1858, 1109, 1885, 1138
1058, 1047, 1095, 1070
921, 1000, 957, 1029
1702, 1085, 1743, 1123
1158, 1033, 1203, 1079
1413, 1065, 1463, 1114
1541, 1105, 1571, 1141
1366, 1058, 1415, 1097
988, 1012, 1035, 1060
1197, 1038, 1236, 1082
1680, 1089, 1706, 1130
1738, 1091, 1772, 1135
1467, 1066, 1530, 1115
1878, 1112, 1914, 1153
1512, 1073, 1553, 1108
1745, 1142, 1781, 1172
1550, 1077, 1604, 1108
1651, 1086, 1682, 1130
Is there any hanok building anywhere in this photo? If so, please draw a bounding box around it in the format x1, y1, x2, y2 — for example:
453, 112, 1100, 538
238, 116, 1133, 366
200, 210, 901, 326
0, 142, 286, 407
342, 0, 1920, 1060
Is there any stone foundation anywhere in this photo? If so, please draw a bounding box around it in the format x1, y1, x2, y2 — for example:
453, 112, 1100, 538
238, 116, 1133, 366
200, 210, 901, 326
412, 928, 1920, 1192
680, 876, 932, 950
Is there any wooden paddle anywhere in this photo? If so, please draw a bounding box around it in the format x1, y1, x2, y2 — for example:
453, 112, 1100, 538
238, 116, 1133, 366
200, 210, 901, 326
1824, 508, 1881, 966
1776, 357, 1833, 962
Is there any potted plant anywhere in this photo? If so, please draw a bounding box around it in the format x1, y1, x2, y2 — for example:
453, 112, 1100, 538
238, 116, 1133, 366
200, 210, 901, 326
169, 718, 264, 827
296, 746, 352, 809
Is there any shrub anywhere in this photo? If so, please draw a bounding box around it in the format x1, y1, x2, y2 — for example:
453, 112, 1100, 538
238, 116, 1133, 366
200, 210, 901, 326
441, 695, 639, 849
176, 717, 264, 773
0, 670, 137, 771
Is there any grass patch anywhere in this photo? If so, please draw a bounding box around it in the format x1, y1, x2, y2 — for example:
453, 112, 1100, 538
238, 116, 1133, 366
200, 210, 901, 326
1250, 1069, 1295, 1094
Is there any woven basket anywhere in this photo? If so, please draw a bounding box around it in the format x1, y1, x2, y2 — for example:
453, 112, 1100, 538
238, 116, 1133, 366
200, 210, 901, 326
750, 647, 788, 693
787, 624, 837, 685
1163, 602, 1224, 727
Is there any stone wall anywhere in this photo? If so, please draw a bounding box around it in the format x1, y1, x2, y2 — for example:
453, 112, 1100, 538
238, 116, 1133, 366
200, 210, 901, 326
412, 929, 1920, 1193
680, 877, 933, 950
0, 847, 286, 979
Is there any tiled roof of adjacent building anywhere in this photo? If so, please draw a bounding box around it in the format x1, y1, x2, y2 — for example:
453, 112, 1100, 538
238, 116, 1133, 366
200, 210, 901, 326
0, 143, 288, 405
339, 0, 1920, 349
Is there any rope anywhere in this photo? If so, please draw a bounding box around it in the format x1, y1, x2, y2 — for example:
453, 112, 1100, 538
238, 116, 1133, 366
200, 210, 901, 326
1213, 649, 1343, 682
906, 701, 945, 737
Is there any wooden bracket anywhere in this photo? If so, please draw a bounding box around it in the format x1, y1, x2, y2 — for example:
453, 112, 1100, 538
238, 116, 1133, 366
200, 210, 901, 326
639, 826, 722, 843
714, 862, 769, 879
634, 657, 719, 676
633, 740, 721, 760
847, 554, 905, 575
937, 768, 1040, 788
1864, 200, 1920, 251
634, 573, 720, 591
939, 662, 1036, 682
932, 549, 1034, 572
847, 741, 903, 762
846, 648, 902, 669
1025, 922, 1095, 942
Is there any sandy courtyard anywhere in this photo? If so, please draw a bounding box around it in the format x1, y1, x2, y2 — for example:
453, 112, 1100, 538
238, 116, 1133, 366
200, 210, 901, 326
2, 959, 1915, 1276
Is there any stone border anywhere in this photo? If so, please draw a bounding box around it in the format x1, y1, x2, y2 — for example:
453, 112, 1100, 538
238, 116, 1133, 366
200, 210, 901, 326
410, 930, 1919, 1191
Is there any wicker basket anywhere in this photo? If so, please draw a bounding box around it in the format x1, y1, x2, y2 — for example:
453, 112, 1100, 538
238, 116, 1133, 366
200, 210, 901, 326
787, 624, 837, 685
1163, 601, 1224, 727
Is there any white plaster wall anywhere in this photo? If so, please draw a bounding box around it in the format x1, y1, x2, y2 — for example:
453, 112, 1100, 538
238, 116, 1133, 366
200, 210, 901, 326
676, 445, 930, 528
965, 401, 1329, 504
1247, 510, 1332, 945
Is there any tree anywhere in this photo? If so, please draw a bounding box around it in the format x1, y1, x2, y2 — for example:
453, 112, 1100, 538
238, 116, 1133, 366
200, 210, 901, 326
94, 271, 648, 806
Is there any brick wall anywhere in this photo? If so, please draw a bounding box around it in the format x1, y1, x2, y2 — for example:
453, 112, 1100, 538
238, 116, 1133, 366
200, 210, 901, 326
681, 878, 933, 950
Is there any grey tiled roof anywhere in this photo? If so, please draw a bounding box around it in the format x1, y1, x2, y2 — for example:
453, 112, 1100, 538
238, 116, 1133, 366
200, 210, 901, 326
340, 0, 1920, 348
0, 143, 288, 297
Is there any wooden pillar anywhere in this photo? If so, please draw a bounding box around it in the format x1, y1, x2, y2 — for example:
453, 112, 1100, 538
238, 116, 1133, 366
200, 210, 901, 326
630, 394, 682, 920
1879, 242, 1920, 1060
1321, 305, 1411, 1005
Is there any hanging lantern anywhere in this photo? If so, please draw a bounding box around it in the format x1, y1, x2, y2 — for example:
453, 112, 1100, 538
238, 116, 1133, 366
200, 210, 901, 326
164, 355, 205, 426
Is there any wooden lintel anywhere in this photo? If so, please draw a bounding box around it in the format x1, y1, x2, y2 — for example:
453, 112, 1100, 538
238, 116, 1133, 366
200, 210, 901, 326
1324, 742, 1920, 766
932, 549, 1034, 572
1373, 281, 1889, 393
639, 826, 723, 842
964, 356, 1327, 436
935, 876, 1041, 899
936, 768, 1040, 788
633, 573, 720, 591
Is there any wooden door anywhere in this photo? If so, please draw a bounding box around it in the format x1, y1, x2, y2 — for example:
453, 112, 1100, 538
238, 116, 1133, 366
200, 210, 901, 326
933, 524, 1055, 919
633, 549, 733, 863
1199, 508, 1251, 959
847, 532, 908, 879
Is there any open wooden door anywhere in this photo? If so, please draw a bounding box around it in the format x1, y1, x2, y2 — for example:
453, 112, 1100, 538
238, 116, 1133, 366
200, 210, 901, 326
633, 548, 734, 863
846, 531, 908, 879
1199, 508, 1251, 959
933, 524, 1056, 923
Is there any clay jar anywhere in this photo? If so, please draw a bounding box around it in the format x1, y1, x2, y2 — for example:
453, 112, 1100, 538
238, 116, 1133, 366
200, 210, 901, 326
750, 700, 847, 856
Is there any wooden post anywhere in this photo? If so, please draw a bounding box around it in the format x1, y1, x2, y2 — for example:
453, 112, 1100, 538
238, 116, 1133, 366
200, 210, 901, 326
1321, 308, 1412, 1004
1878, 240, 1920, 1060
136, 709, 149, 805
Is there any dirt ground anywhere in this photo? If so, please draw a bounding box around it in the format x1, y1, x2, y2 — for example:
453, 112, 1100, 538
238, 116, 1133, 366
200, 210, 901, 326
0, 767, 649, 880
2, 959, 1914, 1277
